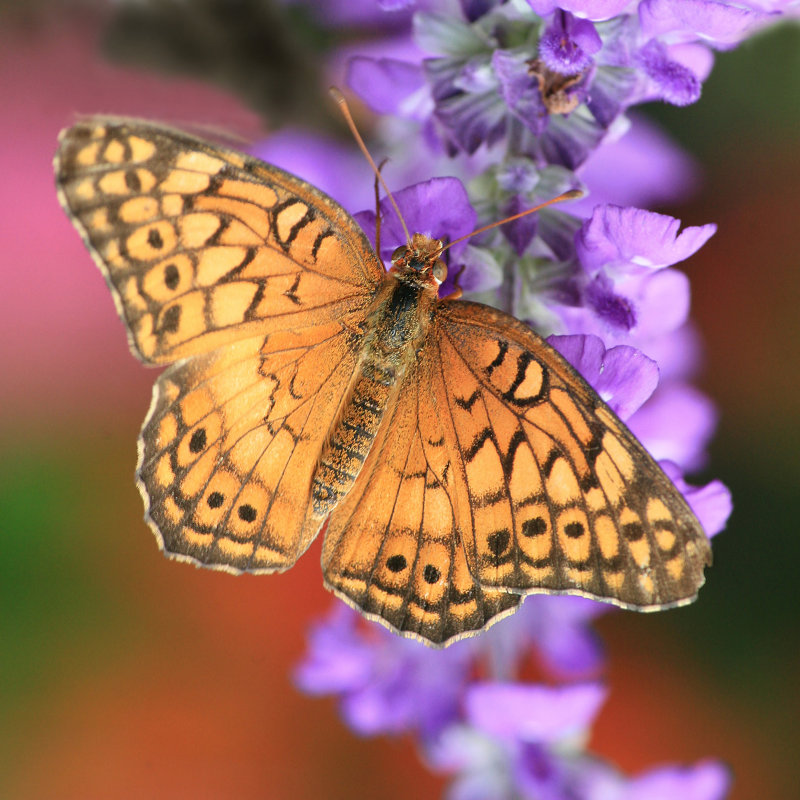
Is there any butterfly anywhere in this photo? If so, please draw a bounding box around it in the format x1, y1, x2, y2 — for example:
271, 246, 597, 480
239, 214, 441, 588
55, 118, 711, 646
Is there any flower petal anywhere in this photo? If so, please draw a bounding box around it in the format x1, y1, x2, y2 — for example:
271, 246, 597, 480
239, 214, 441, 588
638, 39, 702, 106
548, 334, 659, 419
347, 56, 426, 115
661, 463, 732, 537
540, 12, 602, 75
465, 682, 607, 742
639, 0, 764, 45
355, 176, 477, 263
628, 382, 717, 470
625, 760, 732, 800
576, 205, 716, 273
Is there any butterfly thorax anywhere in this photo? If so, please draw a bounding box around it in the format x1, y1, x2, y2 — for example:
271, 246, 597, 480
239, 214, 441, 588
310, 234, 443, 518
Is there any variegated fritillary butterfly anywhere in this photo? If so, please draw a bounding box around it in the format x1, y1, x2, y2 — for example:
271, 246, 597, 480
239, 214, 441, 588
55, 118, 711, 646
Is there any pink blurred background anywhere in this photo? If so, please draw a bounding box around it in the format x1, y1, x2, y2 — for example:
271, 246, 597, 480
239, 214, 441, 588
2, 8, 798, 799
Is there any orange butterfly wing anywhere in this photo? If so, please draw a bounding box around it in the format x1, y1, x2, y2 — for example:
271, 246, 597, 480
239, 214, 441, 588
56, 119, 384, 572
55, 118, 383, 364
138, 321, 364, 572
431, 300, 712, 610
322, 360, 520, 645
323, 297, 711, 645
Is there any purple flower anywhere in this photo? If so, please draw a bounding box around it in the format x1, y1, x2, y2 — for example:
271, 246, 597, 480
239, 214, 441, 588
424, 56, 508, 154
355, 176, 476, 261
347, 56, 428, 116
425, 680, 730, 799
354, 176, 505, 295
620, 761, 731, 800
639, 0, 765, 46
548, 334, 660, 420
465, 681, 606, 741
637, 39, 702, 106
539, 11, 602, 75
559, 205, 714, 338
250, 130, 374, 212
661, 462, 733, 536
295, 603, 475, 738
575, 205, 716, 276
526, 1, 634, 21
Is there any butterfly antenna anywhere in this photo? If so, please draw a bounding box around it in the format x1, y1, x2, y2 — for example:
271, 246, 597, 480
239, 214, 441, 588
440, 189, 584, 253
330, 87, 412, 246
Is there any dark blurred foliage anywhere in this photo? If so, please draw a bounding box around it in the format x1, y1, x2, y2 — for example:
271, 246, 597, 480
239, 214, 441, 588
0, 2, 798, 798
101, 0, 332, 128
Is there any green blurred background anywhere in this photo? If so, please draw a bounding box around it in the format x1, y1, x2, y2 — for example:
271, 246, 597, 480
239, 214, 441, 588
1, 5, 798, 798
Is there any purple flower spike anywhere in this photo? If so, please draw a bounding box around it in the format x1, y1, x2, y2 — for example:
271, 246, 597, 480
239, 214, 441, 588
282, 0, 777, 790
576, 205, 716, 275
539, 11, 602, 75
548, 334, 660, 420
465, 681, 607, 742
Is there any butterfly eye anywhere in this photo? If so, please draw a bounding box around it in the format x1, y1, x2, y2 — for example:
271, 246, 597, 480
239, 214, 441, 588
432, 260, 447, 284
391, 245, 408, 263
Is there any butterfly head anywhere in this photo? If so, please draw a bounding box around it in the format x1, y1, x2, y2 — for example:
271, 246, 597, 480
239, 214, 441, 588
389, 232, 447, 292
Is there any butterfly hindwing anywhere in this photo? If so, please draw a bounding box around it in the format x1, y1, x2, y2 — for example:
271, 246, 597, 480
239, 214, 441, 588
321, 370, 520, 646
138, 317, 364, 573
431, 300, 712, 610
55, 118, 383, 364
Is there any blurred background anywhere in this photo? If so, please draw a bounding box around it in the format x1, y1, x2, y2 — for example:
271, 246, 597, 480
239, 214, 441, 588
1, 3, 798, 798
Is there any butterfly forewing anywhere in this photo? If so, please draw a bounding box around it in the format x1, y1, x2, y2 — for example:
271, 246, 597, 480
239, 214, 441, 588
55, 118, 383, 365
431, 300, 711, 610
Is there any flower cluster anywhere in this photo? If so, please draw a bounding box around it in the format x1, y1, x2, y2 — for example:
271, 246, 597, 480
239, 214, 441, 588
258, 0, 793, 797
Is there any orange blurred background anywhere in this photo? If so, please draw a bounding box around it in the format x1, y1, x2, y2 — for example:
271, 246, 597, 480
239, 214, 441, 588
1, 8, 798, 799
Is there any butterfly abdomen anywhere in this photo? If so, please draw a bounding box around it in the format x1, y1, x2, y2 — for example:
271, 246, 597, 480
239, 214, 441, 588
311, 276, 434, 517
311, 366, 394, 515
